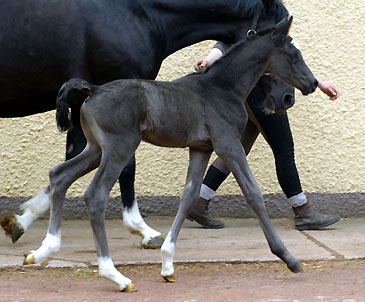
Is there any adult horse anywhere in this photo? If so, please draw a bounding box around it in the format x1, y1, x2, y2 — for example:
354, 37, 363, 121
23, 16, 318, 292
0, 0, 289, 247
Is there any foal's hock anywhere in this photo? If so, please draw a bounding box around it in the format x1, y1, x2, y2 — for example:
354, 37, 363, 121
24, 17, 317, 292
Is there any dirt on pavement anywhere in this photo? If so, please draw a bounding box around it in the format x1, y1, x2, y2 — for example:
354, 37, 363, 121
1, 259, 365, 302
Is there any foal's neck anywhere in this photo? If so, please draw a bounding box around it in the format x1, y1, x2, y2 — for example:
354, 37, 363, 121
204, 36, 275, 100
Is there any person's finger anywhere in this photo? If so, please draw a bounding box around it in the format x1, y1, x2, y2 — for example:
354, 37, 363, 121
328, 86, 339, 100
194, 59, 203, 71
198, 60, 209, 70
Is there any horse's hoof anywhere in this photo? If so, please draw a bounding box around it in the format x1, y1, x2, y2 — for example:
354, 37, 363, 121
23, 252, 35, 265
122, 282, 137, 293
10, 221, 24, 243
0, 213, 24, 243
287, 261, 303, 273
142, 237, 164, 249
163, 274, 176, 283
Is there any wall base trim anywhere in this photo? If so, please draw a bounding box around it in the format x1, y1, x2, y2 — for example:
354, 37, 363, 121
1, 193, 364, 220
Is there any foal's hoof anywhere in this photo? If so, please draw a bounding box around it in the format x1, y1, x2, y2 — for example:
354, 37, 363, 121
163, 274, 176, 283
287, 260, 303, 273
122, 282, 137, 293
142, 237, 164, 249
23, 252, 35, 265
0, 213, 24, 243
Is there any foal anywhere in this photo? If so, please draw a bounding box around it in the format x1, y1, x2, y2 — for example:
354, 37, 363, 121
24, 17, 317, 292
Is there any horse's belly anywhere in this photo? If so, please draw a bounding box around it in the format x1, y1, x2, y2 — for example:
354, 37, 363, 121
141, 128, 211, 150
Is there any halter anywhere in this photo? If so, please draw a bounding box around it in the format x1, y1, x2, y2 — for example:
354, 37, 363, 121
246, 9, 262, 39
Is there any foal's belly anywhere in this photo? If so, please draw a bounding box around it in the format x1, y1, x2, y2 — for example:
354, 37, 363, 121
141, 128, 212, 150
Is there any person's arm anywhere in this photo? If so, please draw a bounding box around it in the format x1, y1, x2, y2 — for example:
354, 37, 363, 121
194, 48, 223, 71
315, 75, 340, 100
290, 38, 339, 101
194, 42, 231, 71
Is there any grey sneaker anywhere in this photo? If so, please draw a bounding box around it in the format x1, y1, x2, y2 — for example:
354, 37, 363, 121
293, 202, 340, 231
294, 213, 341, 231
187, 198, 224, 229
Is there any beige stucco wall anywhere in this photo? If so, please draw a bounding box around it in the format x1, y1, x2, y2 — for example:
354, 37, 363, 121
0, 0, 364, 198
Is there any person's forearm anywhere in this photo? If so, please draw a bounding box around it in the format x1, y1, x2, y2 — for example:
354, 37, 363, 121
205, 48, 223, 65
314, 75, 339, 100
314, 75, 324, 90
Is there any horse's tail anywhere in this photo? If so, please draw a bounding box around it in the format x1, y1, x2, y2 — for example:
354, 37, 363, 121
56, 78, 95, 132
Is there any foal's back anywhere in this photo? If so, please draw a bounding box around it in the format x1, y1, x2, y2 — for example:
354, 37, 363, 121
81, 79, 213, 149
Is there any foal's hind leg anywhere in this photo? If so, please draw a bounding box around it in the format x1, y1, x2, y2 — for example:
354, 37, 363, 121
24, 144, 101, 265
161, 149, 211, 281
214, 140, 302, 273
84, 138, 141, 292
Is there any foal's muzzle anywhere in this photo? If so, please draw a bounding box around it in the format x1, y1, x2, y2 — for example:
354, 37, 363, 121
301, 78, 318, 95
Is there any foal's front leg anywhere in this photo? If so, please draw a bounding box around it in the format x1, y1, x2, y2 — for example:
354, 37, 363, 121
161, 149, 211, 281
215, 140, 302, 273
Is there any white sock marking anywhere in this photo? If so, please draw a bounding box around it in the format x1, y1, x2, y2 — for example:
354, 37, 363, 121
17, 188, 51, 230
160, 233, 175, 277
98, 256, 131, 291
32, 230, 61, 263
123, 197, 161, 243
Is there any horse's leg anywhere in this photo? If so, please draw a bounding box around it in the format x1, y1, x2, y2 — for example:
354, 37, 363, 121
214, 139, 302, 273
161, 149, 211, 282
0, 186, 51, 243
83, 134, 141, 292
119, 155, 163, 249
0, 109, 87, 243
23, 143, 101, 265
69, 111, 160, 249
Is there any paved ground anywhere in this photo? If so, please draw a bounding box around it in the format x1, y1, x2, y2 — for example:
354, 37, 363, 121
1, 217, 365, 267
1, 217, 365, 302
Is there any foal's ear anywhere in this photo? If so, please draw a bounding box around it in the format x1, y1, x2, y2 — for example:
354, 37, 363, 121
272, 15, 293, 44
284, 16, 293, 36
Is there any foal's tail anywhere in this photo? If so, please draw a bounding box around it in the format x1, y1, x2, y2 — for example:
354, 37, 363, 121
56, 78, 96, 132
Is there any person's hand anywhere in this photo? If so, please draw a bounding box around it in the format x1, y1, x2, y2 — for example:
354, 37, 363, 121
194, 58, 211, 71
317, 78, 340, 100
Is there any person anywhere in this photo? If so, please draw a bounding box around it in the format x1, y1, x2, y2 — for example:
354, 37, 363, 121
187, 41, 340, 230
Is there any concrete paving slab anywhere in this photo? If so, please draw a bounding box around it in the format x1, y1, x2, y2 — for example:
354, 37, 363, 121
303, 218, 365, 259
0, 217, 363, 268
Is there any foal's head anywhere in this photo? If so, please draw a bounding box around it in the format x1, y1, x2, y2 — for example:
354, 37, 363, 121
263, 16, 318, 96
